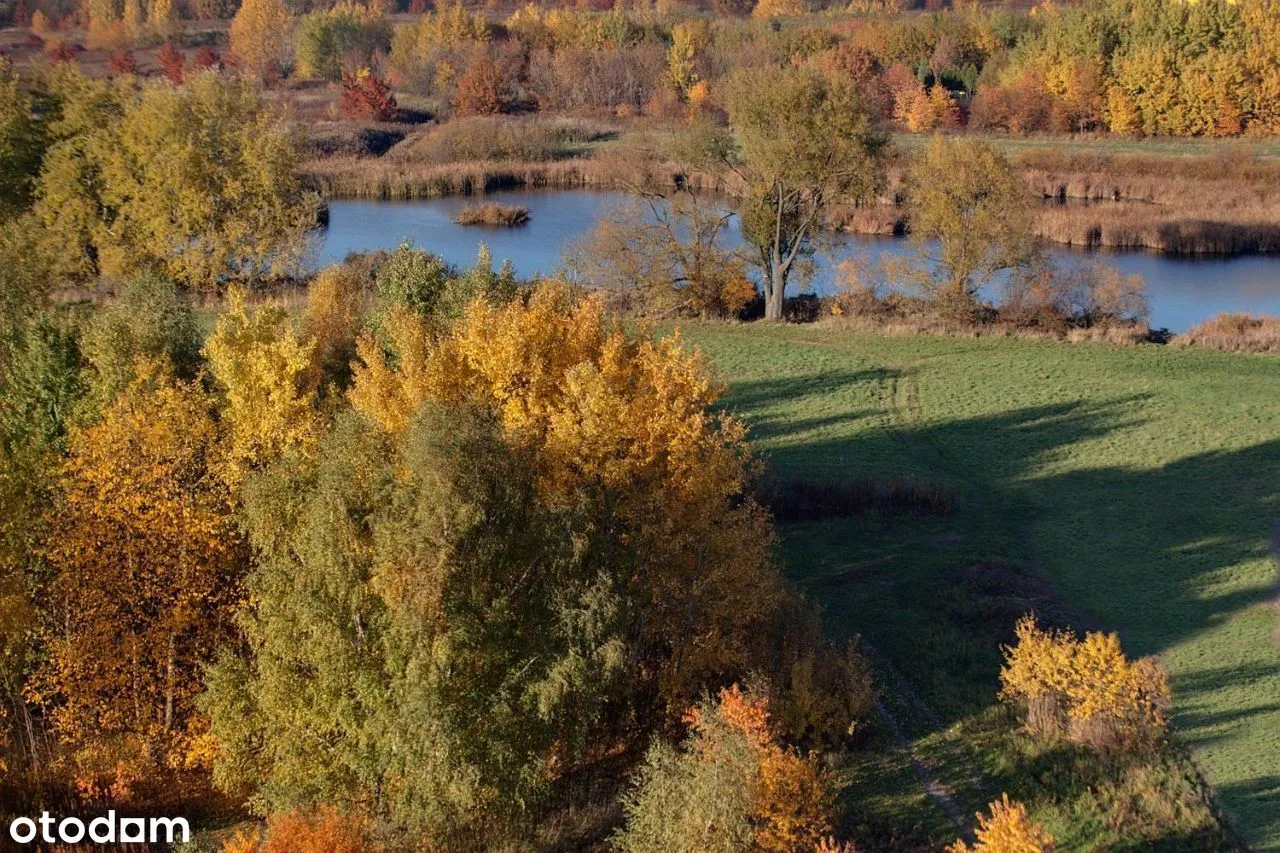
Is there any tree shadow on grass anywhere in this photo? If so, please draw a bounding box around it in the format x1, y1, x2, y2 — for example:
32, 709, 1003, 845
731, 379, 1280, 841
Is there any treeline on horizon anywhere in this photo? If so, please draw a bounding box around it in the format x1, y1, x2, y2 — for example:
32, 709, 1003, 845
3, 0, 1280, 139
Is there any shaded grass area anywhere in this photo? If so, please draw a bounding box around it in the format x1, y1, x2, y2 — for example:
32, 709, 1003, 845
676, 324, 1280, 849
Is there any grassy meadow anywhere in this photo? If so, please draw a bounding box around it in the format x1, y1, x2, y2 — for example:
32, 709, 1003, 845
678, 324, 1280, 849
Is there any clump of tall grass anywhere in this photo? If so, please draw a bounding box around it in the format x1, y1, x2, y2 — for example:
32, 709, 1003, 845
303, 157, 603, 200
1174, 313, 1280, 353
453, 202, 530, 227
404, 115, 615, 165
762, 476, 956, 521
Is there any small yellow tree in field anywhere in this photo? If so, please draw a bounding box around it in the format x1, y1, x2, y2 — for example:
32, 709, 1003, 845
947, 794, 1055, 853
999, 615, 1170, 752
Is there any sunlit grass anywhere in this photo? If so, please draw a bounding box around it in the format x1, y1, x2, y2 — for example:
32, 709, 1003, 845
678, 323, 1280, 849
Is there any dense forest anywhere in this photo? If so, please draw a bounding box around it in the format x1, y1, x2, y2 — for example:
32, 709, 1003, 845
3, 0, 1280, 136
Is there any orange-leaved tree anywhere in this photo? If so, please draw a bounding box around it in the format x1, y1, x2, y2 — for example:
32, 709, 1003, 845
33, 363, 246, 800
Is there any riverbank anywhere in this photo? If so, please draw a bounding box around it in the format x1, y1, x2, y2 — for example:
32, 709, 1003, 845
304, 145, 1280, 256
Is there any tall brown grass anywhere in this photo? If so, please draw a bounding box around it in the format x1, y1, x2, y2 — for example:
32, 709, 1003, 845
453, 201, 530, 226
867, 151, 1280, 254
1174, 314, 1280, 353
1016, 150, 1280, 254
763, 476, 956, 521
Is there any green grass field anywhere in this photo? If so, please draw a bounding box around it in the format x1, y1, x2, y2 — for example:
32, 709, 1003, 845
677, 324, 1280, 849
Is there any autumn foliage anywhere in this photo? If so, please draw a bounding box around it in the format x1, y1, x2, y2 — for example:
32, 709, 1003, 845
221, 806, 370, 853
947, 794, 1055, 853
617, 685, 836, 852
340, 67, 397, 121
33, 366, 244, 800
349, 280, 782, 713
999, 615, 1171, 753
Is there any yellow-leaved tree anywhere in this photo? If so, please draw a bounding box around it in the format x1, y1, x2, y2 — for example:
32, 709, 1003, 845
349, 280, 783, 713
229, 0, 293, 79
33, 364, 245, 800
998, 614, 1170, 753
205, 289, 320, 486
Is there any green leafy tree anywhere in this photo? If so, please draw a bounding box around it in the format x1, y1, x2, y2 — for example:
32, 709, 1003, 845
33, 70, 318, 289
295, 5, 391, 81
0, 58, 50, 221
205, 407, 629, 838
719, 67, 884, 320
80, 274, 202, 407
903, 136, 1038, 315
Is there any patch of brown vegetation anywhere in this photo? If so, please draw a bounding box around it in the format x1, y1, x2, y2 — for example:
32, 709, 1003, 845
1174, 313, 1280, 353
452, 201, 529, 227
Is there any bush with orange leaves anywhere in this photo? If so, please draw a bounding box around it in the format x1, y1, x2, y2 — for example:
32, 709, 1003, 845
947, 794, 1055, 853
615, 685, 837, 853
999, 615, 1170, 753
221, 806, 370, 853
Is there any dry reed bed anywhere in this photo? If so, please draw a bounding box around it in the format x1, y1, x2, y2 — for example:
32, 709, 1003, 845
306, 145, 1280, 254
453, 202, 531, 227
1173, 313, 1280, 353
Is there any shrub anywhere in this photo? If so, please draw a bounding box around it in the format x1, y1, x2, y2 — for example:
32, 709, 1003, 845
107, 49, 138, 76
340, 67, 397, 121
452, 56, 508, 116
452, 202, 530, 227
1003, 262, 1148, 330
1175, 313, 1280, 354
764, 476, 955, 520
192, 45, 222, 71
999, 614, 1171, 754
947, 794, 1055, 852
615, 686, 836, 853
157, 42, 184, 84
44, 40, 79, 62
220, 806, 370, 852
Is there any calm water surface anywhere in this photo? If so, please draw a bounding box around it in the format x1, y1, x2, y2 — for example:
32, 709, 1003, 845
318, 190, 1280, 332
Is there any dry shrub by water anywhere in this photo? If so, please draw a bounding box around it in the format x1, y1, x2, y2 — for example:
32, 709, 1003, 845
452, 202, 530, 227
1175, 313, 1280, 354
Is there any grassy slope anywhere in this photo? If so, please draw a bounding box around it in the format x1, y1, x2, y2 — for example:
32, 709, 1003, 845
676, 324, 1280, 849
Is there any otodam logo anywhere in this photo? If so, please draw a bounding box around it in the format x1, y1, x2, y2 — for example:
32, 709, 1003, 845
7, 811, 189, 846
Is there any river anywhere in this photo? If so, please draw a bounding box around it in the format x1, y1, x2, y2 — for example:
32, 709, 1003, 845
317, 190, 1280, 332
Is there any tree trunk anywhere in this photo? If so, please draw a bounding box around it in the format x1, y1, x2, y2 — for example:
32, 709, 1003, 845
765, 260, 786, 320
164, 634, 175, 733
